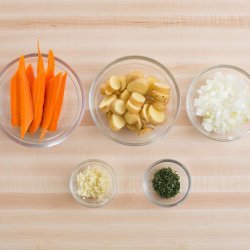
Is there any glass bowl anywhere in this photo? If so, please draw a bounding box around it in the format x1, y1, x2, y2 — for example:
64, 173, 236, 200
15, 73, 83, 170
69, 159, 118, 208
0, 53, 85, 147
143, 159, 191, 207
186, 65, 250, 142
89, 56, 180, 146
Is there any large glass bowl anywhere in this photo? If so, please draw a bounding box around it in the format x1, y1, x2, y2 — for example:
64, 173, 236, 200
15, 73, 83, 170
0, 53, 85, 147
89, 56, 180, 146
186, 65, 250, 142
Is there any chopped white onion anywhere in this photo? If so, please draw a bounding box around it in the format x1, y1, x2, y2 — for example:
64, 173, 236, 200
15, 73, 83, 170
194, 72, 250, 135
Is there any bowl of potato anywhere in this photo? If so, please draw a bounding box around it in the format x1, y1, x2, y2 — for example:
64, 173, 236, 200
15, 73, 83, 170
89, 56, 180, 146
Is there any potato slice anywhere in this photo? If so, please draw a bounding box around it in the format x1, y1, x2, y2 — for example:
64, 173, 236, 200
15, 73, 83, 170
100, 84, 106, 95
124, 111, 140, 125
119, 76, 127, 91
126, 124, 138, 131
126, 100, 141, 114
125, 71, 144, 83
107, 76, 120, 91
99, 94, 117, 113
152, 90, 170, 102
147, 105, 166, 125
109, 114, 125, 131
147, 76, 159, 96
119, 89, 130, 103
140, 103, 149, 124
152, 100, 168, 111
106, 111, 112, 120
152, 82, 170, 95
104, 84, 114, 95
111, 99, 126, 115
129, 92, 146, 107
127, 77, 149, 95
138, 127, 154, 136
136, 116, 142, 130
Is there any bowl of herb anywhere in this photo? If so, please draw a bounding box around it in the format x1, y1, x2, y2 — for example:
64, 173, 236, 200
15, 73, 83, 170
143, 159, 191, 207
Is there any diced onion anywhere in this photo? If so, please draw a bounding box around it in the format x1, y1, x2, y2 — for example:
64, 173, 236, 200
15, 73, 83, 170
194, 72, 250, 135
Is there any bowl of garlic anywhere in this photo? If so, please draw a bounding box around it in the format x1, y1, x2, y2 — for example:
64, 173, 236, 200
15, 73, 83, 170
89, 56, 180, 146
186, 65, 250, 141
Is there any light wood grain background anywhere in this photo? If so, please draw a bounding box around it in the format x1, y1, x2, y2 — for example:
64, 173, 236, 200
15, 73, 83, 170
1, 0, 250, 249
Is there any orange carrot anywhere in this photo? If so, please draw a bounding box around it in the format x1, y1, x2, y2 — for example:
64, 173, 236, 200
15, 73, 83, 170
46, 49, 55, 83
29, 72, 46, 134
37, 41, 44, 75
40, 73, 62, 140
26, 64, 35, 96
48, 72, 67, 131
10, 71, 20, 127
18, 55, 33, 138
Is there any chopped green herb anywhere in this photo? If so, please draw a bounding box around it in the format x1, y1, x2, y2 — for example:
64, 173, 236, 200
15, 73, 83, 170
152, 167, 180, 199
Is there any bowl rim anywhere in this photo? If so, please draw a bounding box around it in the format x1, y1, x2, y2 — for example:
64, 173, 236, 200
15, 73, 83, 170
69, 159, 118, 208
89, 55, 181, 146
143, 159, 191, 207
0, 53, 85, 148
186, 64, 250, 142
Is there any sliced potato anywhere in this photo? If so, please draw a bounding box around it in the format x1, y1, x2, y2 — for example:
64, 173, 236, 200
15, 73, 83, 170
111, 99, 126, 115
100, 84, 106, 95
140, 103, 149, 123
127, 77, 149, 95
138, 127, 154, 136
147, 105, 166, 125
152, 90, 170, 102
126, 124, 138, 131
136, 116, 142, 130
124, 111, 140, 125
125, 71, 144, 83
107, 76, 120, 91
99, 94, 117, 113
119, 76, 127, 91
147, 76, 159, 96
109, 114, 125, 131
152, 82, 170, 95
126, 100, 141, 114
119, 89, 130, 103
129, 92, 146, 107
152, 100, 168, 111
106, 111, 112, 120
104, 83, 114, 95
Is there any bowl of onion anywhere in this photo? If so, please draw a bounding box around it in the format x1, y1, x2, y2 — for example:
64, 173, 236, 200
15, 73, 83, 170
186, 65, 250, 141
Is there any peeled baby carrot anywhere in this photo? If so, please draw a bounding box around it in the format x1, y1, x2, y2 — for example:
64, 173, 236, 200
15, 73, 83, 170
26, 64, 35, 96
46, 49, 55, 83
48, 72, 67, 132
40, 73, 62, 140
18, 55, 34, 139
29, 72, 46, 134
10, 71, 20, 127
37, 41, 44, 75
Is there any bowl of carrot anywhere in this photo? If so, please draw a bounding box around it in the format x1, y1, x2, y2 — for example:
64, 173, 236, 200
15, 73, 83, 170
0, 43, 85, 147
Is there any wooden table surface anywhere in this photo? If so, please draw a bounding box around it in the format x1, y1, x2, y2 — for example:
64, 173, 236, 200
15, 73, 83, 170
1, 1, 250, 249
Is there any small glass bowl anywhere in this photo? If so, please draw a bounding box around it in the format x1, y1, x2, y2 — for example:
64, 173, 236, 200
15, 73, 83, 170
186, 65, 250, 142
89, 56, 180, 146
0, 54, 85, 147
143, 159, 191, 207
69, 159, 118, 208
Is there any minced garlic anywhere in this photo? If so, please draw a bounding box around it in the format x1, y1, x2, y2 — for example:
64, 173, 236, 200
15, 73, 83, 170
76, 166, 110, 200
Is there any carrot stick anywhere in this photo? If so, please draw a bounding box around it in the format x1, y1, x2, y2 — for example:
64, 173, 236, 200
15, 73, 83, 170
29, 72, 46, 134
46, 49, 55, 83
26, 64, 35, 96
40, 73, 62, 140
10, 71, 20, 127
48, 72, 67, 132
37, 41, 44, 75
18, 55, 33, 138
